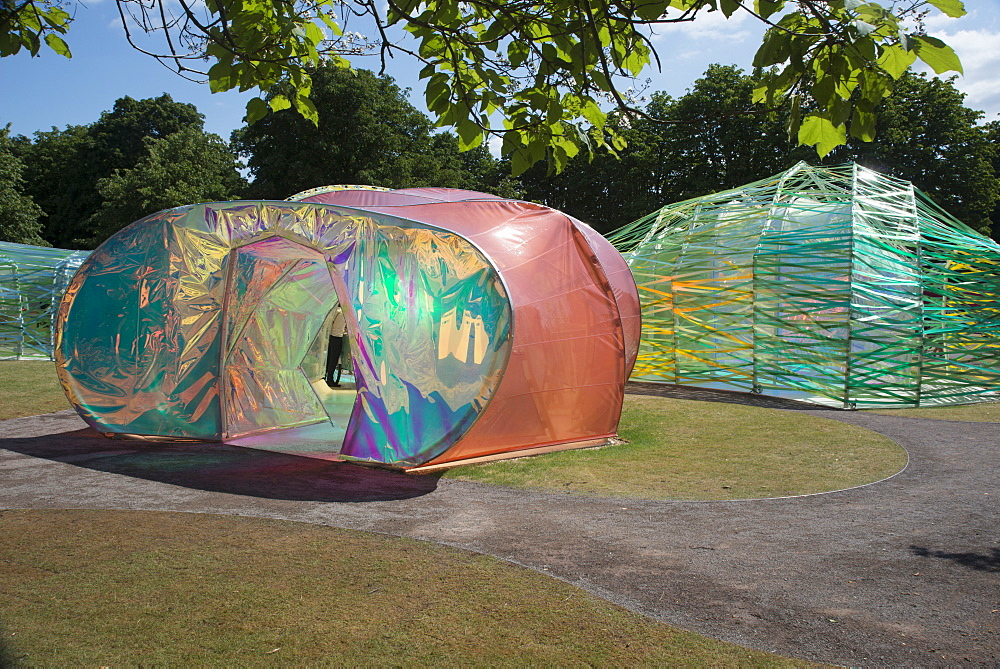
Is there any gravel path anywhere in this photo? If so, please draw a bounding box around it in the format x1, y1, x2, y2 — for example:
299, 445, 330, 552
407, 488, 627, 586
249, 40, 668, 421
1, 387, 997, 666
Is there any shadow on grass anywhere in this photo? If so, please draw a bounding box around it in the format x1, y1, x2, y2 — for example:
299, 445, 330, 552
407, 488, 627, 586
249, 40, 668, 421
0, 620, 23, 669
910, 545, 1000, 573
625, 381, 840, 411
0, 429, 440, 503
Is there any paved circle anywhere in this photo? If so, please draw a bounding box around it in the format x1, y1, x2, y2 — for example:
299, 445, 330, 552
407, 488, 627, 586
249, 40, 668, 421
0, 386, 997, 665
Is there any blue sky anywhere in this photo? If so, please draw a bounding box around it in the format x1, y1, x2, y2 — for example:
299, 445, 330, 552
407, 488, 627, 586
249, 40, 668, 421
1, 2, 998, 144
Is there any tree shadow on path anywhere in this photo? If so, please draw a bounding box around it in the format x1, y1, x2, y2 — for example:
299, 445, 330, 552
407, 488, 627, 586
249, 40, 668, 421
910, 545, 1000, 573
1, 428, 440, 503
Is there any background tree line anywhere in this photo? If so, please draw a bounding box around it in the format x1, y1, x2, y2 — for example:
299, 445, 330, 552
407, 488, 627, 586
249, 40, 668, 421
519, 65, 999, 237
2, 63, 997, 250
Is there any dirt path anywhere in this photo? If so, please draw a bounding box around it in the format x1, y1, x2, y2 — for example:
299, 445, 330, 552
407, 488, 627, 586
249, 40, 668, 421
1, 392, 997, 666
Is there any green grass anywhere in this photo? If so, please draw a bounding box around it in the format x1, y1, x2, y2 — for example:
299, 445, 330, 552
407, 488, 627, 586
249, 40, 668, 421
444, 395, 907, 500
866, 401, 1000, 422
0, 509, 815, 667
0, 360, 70, 421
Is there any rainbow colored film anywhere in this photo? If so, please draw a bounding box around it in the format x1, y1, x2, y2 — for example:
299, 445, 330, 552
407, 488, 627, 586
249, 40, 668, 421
56, 201, 510, 466
1, 241, 90, 360
609, 162, 1000, 408
56, 189, 638, 468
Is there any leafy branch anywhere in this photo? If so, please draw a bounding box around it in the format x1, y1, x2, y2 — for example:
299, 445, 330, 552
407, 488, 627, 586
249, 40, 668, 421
2, 0, 967, 171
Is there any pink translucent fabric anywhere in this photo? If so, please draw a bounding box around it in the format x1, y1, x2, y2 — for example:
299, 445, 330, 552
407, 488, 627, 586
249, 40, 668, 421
301, 189, 640, 466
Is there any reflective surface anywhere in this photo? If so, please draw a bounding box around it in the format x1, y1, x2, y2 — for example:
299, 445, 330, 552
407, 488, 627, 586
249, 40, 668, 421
57, 188, 640, 467
610, 162, 1000, 408
0, 241, 90, 360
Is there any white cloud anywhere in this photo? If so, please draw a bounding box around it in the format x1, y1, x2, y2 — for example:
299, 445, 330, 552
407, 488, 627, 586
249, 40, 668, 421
913, 24, 1000, 119
900, 7, 1000, 119
651, 8, 753, 43
487, 134, 502, 158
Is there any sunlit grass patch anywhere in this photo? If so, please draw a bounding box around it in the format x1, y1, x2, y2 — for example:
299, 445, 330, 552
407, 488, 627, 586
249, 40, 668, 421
0, 360, 69, 421
0, 509, 815, 667
445, 395, 906, 501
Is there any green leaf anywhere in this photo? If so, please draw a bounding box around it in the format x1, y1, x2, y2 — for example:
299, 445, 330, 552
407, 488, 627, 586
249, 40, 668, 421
797, 113, 846, 157
911, 35, 963, 74
753, 30, 790, 68
859, 69, 890, 101
43, 33, 71, 57
501, 128, 524, 157
0, 32, 19, 57
245, 97, 269, 124
208, 62, 233, 93
425, 74, 451, 113
719, 0, 740, 17
754, 0, 784, 19
510, 147, 533, 176
294, 95, 319, 124
634, 0, 669, 21
455, 118, 484, 151
926, 0, 966, 18
877, 43, 916, 79
305, 22, 325, 47
787, 94, 802, 145
849, 99, 876, 142
269, 94, 292, 112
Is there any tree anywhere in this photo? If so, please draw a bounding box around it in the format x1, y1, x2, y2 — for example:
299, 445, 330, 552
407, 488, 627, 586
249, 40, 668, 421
0, 127, 47, 246
12, 124, 96, 248
86, 127, 247, 244
89, 95, 204, 178
643, 65, 813, 202
1, 0, 968, 172
832, 73, 999, 236
520, 65, 999, 238
987, 121, 1000, 239
233, 65, 512, 198
519, 65, 809, 233
15, 94, 220, 247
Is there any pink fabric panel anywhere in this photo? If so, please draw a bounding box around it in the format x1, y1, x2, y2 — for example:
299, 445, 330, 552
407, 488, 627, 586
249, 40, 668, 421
300, 191, 634, 465
575, 222, 642, 378
299, 190, 435, 208
402, 203, 625, 465
393, 187, 507, 203
302, 187, 505, 208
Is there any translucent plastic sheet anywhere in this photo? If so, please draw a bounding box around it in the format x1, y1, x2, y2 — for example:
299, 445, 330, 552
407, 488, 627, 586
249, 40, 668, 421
223, 237, 338, 436
609, 162, 1000, 408
302, 195, 635, 465
0, 242, 90, 360
57, 187, 642, 468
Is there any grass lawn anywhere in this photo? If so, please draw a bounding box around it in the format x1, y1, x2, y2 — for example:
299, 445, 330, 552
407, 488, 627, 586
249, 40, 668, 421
866, 401, 1000, 422
0, 509, 814, 667
0, 360, 71, 421
444, 395, 907, 500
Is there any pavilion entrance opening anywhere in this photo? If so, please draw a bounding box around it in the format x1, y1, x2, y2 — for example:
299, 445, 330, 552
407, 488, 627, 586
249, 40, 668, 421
220, 236, 357, 458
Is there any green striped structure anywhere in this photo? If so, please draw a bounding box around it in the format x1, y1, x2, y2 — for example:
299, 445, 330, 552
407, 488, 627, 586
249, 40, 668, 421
608, 162, 1000, 408
0, 242, 90, 360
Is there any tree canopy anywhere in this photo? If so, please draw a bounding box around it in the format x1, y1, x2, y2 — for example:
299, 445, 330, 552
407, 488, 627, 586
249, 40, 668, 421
87, 127, 247, 245
520, 65, 998, 237
5, 66, 994, 252
830, 73, 999, 235
13, 94, 246, 248
0, 127, 46, 246
232, 65, 518, 198
2, 0, 968, 172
